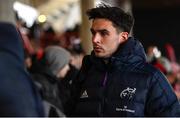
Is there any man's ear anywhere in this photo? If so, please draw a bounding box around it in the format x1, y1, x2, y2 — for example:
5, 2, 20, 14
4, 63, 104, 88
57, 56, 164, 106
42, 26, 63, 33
119, 32, 129, 43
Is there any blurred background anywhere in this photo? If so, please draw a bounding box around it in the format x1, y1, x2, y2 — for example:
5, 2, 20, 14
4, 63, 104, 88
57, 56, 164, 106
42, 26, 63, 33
1, 0, 180, 99
1, 0, 180, 57
1, 0, 180, 55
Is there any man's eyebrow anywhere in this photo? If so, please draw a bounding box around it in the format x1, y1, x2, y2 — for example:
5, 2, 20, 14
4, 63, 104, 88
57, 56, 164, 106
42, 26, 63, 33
98, 29, 109, 33
90, 28, 109, 33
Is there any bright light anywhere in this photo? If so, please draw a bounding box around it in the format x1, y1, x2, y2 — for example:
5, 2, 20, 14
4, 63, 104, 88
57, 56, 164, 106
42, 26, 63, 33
38, 14, 47, 23
95, 0, 110, 6
65, 3, 81, 29
95, 0, 102, 5
153, 47, 161, 58
13, 1, 38, 27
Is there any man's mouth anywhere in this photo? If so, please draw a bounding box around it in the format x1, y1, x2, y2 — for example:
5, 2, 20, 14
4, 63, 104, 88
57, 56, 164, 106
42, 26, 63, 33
93, 46, 102, 52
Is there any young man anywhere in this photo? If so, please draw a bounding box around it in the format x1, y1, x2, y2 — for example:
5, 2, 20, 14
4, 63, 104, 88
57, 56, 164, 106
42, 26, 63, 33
71, 4, 180, 116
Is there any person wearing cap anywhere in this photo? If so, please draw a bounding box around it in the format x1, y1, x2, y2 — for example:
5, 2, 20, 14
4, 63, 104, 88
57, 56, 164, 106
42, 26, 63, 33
30, 45, 71, 117
45, 46, 71, 79
33, 45, 77, 116
45, 46, 80, 115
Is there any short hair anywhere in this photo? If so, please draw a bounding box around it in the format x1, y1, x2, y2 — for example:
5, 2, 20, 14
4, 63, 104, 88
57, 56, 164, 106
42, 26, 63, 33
86, 4, 134, 33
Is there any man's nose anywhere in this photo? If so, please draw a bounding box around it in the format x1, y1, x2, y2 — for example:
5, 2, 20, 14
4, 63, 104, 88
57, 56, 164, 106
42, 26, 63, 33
92, 33, 101, 43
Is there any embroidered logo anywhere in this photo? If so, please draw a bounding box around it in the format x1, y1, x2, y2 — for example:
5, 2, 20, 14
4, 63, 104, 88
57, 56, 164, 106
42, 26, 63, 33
120, 87, 136, 99
80, 90, 88, 98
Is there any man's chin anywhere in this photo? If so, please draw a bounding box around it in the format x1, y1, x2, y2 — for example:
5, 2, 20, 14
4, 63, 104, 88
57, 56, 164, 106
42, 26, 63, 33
94, 52, 103, 57
94, 52, 108, 58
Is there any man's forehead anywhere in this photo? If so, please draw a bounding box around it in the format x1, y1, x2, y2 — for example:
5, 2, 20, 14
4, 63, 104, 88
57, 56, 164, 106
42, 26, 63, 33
90, 28, 108, 33
92, 18, 112, 25
91, 19, 114, 30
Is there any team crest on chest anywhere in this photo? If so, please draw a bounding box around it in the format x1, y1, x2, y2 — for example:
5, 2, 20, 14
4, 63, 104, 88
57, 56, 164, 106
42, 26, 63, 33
120, 87, 136, 99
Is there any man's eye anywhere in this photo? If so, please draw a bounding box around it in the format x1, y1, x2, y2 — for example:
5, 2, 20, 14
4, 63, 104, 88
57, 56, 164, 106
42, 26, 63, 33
91, 30, 95, 35
92, 32, 95, 35
100, 32, 108, 36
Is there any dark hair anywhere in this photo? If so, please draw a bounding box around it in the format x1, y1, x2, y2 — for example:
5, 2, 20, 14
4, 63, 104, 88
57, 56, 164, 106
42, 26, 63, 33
86, 4, 134, 33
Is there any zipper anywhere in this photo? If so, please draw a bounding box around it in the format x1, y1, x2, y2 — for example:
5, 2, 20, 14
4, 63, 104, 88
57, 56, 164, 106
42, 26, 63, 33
99, 71, 108, 116
102, 72, 108, 87
100, 57, 115, 116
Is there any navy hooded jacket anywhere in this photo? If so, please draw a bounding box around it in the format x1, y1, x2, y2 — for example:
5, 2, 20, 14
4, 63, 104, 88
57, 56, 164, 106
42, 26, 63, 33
72, 37, 180, 116
0, 22, 44, 116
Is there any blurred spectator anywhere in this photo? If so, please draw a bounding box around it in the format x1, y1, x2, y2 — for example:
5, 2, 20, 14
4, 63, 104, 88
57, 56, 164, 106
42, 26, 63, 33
146, 45, 180, 101
69, 48, 85, 70
16, 17, 35, 56
45, 46, 79, 115
165, 43, 176, 62
57, 24, 81, 50
29, 45, 79, 116
45, 46, 71, 79
29, 46, 66, 117
40, 25, 59, 49
0, 22, 44, 116
165, 43, 180, 74
146, 45, 172, 75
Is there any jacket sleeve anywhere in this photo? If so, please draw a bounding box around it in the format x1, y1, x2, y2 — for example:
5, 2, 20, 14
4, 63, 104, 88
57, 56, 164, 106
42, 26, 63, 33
145, 70, 180, 116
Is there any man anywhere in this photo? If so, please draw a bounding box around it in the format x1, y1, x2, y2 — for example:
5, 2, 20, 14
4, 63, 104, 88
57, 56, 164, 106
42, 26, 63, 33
71, 4, 180, 116
0, 22, 44, 116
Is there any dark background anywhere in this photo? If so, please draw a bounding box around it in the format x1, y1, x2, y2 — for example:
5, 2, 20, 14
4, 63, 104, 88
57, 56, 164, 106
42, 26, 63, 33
132, 0, 180, 61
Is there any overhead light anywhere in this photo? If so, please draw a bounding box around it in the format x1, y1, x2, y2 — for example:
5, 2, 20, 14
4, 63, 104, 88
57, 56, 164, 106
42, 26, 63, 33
38, 14, 47, 23
13, 1, 38, 27
153, 47, 161, 58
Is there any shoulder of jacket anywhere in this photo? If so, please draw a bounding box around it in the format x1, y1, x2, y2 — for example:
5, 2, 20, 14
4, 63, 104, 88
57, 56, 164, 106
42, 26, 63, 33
144, 63, 176, 99
81, 55, 92, 69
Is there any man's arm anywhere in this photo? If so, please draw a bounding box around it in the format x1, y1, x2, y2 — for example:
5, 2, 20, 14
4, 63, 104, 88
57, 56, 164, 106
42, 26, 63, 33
145, 70, 180, 116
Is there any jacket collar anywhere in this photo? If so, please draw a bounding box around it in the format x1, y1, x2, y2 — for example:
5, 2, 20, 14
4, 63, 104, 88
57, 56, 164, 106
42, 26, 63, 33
90, 37, 147, 71
111, 37, 147, 67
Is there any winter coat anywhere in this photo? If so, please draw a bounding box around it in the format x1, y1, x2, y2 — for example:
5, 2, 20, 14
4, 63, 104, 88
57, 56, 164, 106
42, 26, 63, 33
71, 37, 180, 116
58, 64, 79, 115
30, 52, 79, 116
30, 62, 65, 117
0, 22, 44, 116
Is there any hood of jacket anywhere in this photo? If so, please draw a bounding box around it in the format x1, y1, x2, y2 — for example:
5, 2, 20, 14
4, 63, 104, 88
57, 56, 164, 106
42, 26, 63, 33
0, 22, 45, 116
0, 22, 24, 65
89, 37, 147, 71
